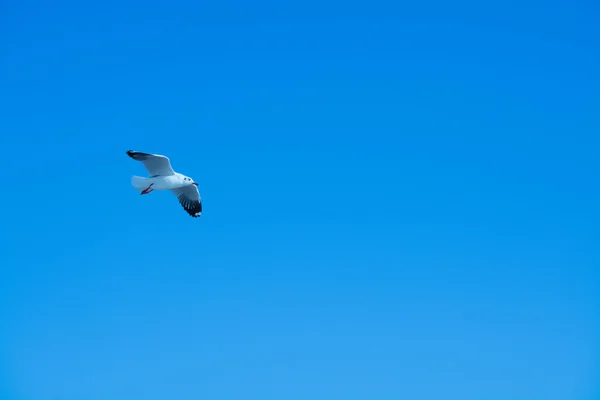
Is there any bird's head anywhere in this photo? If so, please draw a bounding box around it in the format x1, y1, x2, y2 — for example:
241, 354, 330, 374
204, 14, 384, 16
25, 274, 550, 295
183, 176, 198, 186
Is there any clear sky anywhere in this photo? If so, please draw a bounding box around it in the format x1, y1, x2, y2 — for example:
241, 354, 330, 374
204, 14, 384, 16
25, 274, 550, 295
0, 0, 598, 399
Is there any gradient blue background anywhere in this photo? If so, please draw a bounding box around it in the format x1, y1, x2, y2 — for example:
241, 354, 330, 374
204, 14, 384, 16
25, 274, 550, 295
1, 0, 598, 399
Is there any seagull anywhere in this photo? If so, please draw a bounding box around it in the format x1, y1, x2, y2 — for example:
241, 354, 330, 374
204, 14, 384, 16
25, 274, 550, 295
126, 150, 202, 218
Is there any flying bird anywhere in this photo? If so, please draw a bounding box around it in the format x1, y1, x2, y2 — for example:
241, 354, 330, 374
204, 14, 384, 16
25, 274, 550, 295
126, 150, 202, 218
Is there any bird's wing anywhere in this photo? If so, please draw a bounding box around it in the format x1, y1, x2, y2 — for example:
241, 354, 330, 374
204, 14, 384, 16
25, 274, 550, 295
170, 185, 202, 218
126, 150, 175, 176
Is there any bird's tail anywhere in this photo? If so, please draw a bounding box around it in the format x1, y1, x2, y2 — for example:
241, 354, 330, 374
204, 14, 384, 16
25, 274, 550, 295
131, 176, 151, 192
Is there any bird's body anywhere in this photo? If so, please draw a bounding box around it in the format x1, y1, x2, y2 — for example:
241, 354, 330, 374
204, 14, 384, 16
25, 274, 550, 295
126, 150, 202, 218
132, 173, 187, 191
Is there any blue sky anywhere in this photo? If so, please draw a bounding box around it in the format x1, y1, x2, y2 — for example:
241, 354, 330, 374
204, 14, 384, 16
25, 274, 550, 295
0, 0, 598, 399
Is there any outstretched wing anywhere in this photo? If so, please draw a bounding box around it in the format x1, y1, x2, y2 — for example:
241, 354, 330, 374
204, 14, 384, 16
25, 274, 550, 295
170, 185, 202, 218
126, 150, 175, 176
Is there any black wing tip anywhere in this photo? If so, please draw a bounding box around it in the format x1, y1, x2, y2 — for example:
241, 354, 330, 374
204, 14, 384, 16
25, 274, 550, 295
126, 150, 150, 160
186, 210, 202, 218
188, 205, 202, 218
181, 200, 202, 218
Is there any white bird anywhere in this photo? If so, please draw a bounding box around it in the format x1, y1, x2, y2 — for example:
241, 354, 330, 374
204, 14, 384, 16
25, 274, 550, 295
126, 150, 202, 218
